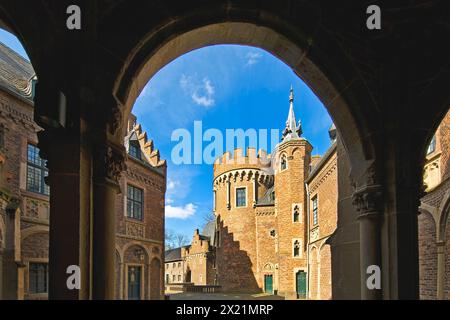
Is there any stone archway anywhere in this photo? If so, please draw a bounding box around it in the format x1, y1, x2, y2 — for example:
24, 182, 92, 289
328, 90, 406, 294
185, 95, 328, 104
112, 22, 372, 178
1, 1, 449, 300
149, 258, 161, 300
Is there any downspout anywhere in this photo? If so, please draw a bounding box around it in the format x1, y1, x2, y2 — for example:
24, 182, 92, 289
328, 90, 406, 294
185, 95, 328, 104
305, 182, 310, 300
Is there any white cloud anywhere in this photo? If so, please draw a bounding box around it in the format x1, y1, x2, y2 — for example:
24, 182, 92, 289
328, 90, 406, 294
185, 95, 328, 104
167, 178, 179, 191
166, 203, 197, 219
180, 74, 215, 107
246, 52, 262, 66
166, 198, 174, 205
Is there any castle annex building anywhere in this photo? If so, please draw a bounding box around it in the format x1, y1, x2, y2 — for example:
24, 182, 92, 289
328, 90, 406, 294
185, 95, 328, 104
0, 42, 167, 300
164, 223, 218, 289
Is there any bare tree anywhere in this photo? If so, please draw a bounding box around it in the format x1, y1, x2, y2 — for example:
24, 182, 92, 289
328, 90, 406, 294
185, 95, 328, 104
176, 233, 189, 247
165, 229, 176, 250
202, 211, 215, 228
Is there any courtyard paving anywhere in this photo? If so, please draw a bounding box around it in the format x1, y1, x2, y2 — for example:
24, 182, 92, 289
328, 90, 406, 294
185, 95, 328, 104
168, 292, 285, 300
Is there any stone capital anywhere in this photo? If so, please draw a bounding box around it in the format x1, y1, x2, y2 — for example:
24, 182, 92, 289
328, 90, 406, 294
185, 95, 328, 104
93, 142, 127, 187
352, 184, 383, 219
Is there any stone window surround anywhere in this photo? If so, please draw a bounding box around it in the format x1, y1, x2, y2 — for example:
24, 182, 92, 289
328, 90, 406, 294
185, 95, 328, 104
26, 143, 49, 196
280, 152, 288, 171
292, 238, 302, 258
124, 263, 145, 300
234, 185, 248, 208
26, 258, 49, 297
312, 195, 319, 226
292, 203, 302, 223
123, 179, 146, 222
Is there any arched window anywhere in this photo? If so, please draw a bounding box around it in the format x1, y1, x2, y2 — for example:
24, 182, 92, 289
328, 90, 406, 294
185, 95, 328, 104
293, 240, 300, 257
280, 154, 287, 171
293, 205, 300, 222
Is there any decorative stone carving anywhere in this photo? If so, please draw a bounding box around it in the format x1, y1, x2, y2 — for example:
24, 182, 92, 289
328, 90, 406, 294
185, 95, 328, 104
94, 144, 127, 184
23, 196, 49, 221
352, 184, 383, 218
263, 263, 275, 272
109, 105, 123, 136
310, 226, 319, 242
126, 221, 145, 238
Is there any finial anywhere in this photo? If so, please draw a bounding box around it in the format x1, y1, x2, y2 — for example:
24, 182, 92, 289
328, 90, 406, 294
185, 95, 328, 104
282, 86, 302, 142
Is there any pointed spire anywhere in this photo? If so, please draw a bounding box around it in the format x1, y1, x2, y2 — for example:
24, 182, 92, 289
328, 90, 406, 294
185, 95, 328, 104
282, 86, 302, 141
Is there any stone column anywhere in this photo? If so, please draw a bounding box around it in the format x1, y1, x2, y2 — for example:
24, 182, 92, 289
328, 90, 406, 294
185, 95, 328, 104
39, 128, 92, 300
352, 184, 383, 300
92, 143, 126, 300
226, 177, 231, 210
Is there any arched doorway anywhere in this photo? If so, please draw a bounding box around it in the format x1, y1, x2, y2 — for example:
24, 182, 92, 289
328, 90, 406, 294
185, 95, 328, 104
110, 19, 372, 302
123, 244, 148, 300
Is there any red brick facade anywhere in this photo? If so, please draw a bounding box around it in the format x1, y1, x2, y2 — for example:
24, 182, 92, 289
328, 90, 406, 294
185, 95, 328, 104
0, 45, 166, 300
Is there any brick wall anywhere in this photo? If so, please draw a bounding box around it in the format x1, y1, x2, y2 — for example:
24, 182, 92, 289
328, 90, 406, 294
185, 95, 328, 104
445, 213, 450, 299
307, 146, 337, 300
274, 140, 311, 298
418, 211, 437, 299
439, 109, 450, 181
319, 244, 332, 299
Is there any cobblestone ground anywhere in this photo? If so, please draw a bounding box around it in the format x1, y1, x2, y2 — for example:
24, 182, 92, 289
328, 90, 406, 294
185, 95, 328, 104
168, 292, 285, 300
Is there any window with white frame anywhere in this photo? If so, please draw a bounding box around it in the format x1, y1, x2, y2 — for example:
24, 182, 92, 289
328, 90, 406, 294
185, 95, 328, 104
236, 187, 246, 207
312, 196, 318, 225
27, 144, 50, 195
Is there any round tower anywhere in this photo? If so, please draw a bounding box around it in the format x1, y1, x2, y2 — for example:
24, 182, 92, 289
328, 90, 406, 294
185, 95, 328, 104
212, 147, 273, 292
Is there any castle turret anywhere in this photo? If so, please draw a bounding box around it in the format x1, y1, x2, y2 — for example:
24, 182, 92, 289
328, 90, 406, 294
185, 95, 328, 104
274, 87, 312, 298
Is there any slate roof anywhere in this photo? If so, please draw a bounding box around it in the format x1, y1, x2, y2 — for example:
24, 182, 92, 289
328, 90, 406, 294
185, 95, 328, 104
306, 142, 337, 183
202, 219, 216, 246
165, 247, 183, 262
0, 41, 35, 102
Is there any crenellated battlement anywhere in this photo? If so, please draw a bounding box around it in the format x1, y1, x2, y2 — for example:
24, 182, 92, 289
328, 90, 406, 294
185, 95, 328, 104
213, 147, 272, 178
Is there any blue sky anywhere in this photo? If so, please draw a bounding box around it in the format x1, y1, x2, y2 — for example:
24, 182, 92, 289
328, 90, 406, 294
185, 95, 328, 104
0, 29, 333, 241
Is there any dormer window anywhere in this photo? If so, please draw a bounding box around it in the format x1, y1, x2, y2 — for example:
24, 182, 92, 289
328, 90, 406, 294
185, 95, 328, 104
129, 141, 141, 160
427, 135, 436, 155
